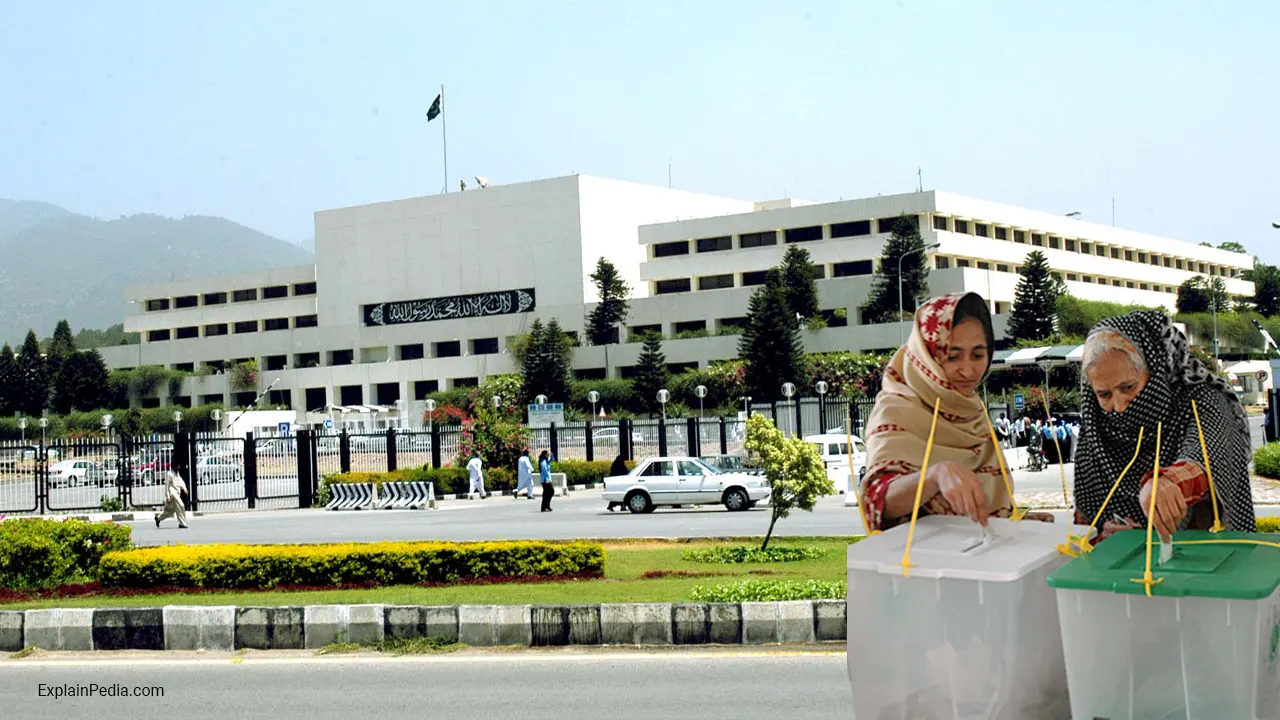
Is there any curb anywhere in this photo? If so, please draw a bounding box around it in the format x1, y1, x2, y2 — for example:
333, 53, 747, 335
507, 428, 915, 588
0, 601, 846, 652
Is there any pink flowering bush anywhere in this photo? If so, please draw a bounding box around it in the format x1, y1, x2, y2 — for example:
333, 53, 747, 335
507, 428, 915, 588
456, 406, 531, 471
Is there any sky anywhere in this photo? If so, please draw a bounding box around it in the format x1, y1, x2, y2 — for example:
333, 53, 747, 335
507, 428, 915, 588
2, 1, 1278, 262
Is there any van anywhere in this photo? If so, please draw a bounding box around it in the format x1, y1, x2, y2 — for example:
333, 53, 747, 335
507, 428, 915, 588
802, 433, 866, 499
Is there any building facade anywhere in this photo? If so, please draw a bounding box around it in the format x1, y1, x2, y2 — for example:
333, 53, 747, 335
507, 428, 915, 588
100, 176, 1255, 426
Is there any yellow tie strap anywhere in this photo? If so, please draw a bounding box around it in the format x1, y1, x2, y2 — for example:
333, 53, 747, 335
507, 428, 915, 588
1130, 422, 1165, 598
900, 398, 941, 577
1190, 399, 1226, 533
1075, 426, 1147, 555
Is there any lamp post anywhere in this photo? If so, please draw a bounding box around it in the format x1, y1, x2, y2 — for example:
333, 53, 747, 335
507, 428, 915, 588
657, 389, 670, 423
782, 382, 797, 437
101, 413, 114, 444
492, 395, 502, 411
587, 390, 599, 419
535, 394, 548, 406
210, 408, 223, 435
694, 385, 707, 420
17, 417, 27, 445
425, 399, 437, 432
742, 396, 752, 418
173, 410, 183, 433
39, 416, 48, 448
898, 242, 942, 347
815, 380, 829, 432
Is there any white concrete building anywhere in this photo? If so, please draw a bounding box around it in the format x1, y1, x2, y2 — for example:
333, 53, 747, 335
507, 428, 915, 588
99, 175, 1255, 424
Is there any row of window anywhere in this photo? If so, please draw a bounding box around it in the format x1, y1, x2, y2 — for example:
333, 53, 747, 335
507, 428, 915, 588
933, 214, 1243, 279
650, 217, 918, 259
143, 282, 317, 312
624, 310, 848, 342
653, 260, 878, 296
145, 315, 318, 342
936, 255, 1196, 295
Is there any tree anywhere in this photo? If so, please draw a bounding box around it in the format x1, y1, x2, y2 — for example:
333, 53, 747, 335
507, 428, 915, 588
1218, 241, 1247, 254
585, 257, 630, 346
738, 270, 808, 401
861, 216, 930, 324
16, 330, 48, 416
520, 319, 572, 404
1176, 276, 1211, 314
1252, 263, 1280, 318
47, 319, 78, 414
1007, 250, 1059, 342
0, 344, 17, 415
456, 405, 531, 472
1208, 277, 1230, 314
781, 246, 821, 323
61, 350, 110, 411
633, 335, 669, 416
744, 414, 834, 550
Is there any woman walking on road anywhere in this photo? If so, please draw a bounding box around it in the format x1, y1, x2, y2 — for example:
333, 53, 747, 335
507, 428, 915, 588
539, 450, 554, 512
515, 449, 536, 500
606, 453, 628, 511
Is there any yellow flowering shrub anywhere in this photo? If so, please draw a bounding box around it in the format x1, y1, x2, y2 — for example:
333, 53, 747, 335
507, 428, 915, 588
99, 540, 604, 589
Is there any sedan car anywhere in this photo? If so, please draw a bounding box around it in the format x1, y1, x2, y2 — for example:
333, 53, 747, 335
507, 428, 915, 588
48, 460, 109, 488
195, 456, 242, 484
602, 456, 770, 514
699, 454, 762, 476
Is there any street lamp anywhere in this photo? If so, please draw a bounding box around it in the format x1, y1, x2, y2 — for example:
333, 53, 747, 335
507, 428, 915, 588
898, 242, 942, 346
173, 410, 183, 432
535, 394, 548, 406
101, 413, 113, 443
694, 385, 707, 420
210, 408, 222, 434
815, 380, 829, 431
742, 396, 752, 417
657, 388, 670, 422
492, 395, 502, 411
782, 382, 797, 437
587, 390, 600, 419
425, 398, 437, 431
17, 417, 27, 444
39, 416, 48, 447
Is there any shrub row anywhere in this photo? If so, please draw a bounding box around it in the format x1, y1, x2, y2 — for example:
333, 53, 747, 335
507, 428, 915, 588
682, 545, 827, 564
0, 519, 134, 590
1255, 443, 1280, 480
689, 579, 846, 602
99, 540, 605, 589
321, 460, 629, 502
1258, 517, 1280, 533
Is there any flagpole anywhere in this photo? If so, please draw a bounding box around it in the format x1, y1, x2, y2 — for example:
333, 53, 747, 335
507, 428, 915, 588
441, 84, 448, 193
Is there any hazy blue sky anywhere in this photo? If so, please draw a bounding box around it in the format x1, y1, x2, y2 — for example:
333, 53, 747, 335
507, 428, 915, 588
2, 1, 1278, 261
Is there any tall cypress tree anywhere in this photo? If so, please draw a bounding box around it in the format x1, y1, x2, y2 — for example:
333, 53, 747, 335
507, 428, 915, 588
64, 350, 110, 411
781, 246, 821, 323
860, 216, 930, 324
519, 319, 547, 404
1008, 250, 1058, 342
541, 318, 573, 404
633, 335, 669, 416
739, 270, 808, 401
0, 344, 17, 415
585, 257, 630, 346
48, 319, 78, 414
16, 330, 49, 416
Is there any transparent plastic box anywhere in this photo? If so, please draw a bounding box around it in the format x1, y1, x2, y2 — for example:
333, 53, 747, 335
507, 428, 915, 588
1047, 529, 1280, 720
846, 515, 1088, 720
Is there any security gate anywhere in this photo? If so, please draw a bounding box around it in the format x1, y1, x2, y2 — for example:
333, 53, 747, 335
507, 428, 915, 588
0, 443, 40, 513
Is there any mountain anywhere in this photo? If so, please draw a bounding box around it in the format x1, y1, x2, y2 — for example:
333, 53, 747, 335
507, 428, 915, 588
0, 204, 314, 345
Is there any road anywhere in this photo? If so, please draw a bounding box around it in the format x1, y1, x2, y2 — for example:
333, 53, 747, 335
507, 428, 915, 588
0, 650, 851, 720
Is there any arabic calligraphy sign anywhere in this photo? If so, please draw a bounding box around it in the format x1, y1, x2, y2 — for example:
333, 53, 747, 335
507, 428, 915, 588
363, 288, 536, 327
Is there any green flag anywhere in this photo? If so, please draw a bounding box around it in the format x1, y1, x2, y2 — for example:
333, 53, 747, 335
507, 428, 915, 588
427, 94, 442, 121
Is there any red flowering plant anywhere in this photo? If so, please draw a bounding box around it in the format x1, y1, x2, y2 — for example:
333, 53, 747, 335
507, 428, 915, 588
424, 403, 469, 426
456, 406, 531, 471
806, 352, 891, 398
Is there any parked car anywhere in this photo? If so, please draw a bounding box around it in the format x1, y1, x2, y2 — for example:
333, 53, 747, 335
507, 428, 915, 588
592, 427, 645, 445
195, 456, 242, 484
803, 433, 867, 500
602, 456, 770, 514
48, 460, 108, 488
133, 449, 173, 485
699, 454, 762, 476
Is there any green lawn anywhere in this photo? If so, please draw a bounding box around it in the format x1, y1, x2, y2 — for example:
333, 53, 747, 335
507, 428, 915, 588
1, 537, 856, 610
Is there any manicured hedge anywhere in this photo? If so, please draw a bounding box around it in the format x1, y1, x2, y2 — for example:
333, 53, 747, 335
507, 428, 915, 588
0, 518, 133, 590
689, 579, 846, 602
1258, 517, 1280, 533
99, 540, 605, 589
1255, 443, 1280, 480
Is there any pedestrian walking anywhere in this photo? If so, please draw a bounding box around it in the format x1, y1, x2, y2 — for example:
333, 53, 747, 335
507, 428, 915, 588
154, 470, 189, 529
539, 450, 554, 512
606, 453, 628, 511
515, 449, 536, 499
466, 453, 488, 498
995, 412, 1012, 448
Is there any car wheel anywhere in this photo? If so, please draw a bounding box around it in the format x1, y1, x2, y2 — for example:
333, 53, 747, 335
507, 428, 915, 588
625, 491, 652, 514
723, 488, 750, 512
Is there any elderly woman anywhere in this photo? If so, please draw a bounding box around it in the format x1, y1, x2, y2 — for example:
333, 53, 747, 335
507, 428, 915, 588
861, 292, 1047, 531
1075, 311, 1255, 541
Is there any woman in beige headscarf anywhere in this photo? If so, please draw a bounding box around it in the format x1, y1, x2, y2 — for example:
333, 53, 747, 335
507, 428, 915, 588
860, 292, 1047, 531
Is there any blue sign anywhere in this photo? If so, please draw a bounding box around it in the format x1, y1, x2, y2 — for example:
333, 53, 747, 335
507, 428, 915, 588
323, 419, 333, 430
278, 422, 292, 436
1013, 393, 1026, 410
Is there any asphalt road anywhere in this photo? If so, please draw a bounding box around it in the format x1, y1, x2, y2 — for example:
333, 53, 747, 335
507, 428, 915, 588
0, 651, 851, 720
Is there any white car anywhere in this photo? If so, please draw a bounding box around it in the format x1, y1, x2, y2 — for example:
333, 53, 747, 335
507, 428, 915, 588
48, 460, 108, 488
592, 427, 645, 445
195, 456, 242, 484
803, 433, 867, 502
602, 456, 770, 514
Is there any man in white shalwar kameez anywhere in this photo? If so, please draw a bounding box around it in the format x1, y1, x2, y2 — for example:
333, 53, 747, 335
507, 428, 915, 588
154, 470, 189, 528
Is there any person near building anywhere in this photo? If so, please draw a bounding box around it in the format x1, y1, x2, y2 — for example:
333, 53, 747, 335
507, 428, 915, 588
538, 449, 554, 512
466, 453, 488, 499
515, 450, 536, 500
154, 470, 189, 529
1075, 311, 1256, 542
860, 292, 1052, 532
995, 412, 1012, 448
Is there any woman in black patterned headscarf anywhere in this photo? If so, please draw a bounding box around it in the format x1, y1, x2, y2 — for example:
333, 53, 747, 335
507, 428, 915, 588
1074, 310, 1255, 541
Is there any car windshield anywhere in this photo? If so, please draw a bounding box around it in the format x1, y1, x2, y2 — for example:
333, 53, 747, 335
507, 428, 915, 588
692, 459, 720, 474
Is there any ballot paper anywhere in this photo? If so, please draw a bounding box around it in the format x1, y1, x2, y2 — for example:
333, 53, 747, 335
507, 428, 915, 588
1159, 540, 1174, 565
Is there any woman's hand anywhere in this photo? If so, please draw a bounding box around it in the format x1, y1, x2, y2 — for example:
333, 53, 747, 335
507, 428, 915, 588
929, 461, 990, 526
1138, 480, 1188, 542
1022, 511, 1055, 523
1099, 517, 1143, 541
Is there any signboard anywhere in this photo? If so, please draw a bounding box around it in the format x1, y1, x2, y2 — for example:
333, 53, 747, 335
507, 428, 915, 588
363, 288, 536, 327
1013, 393, 1026, 410
527, 403, 565, 428
1259, 371, 1270, 384
278, 422, 292, 436
323, 419, 333, 430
